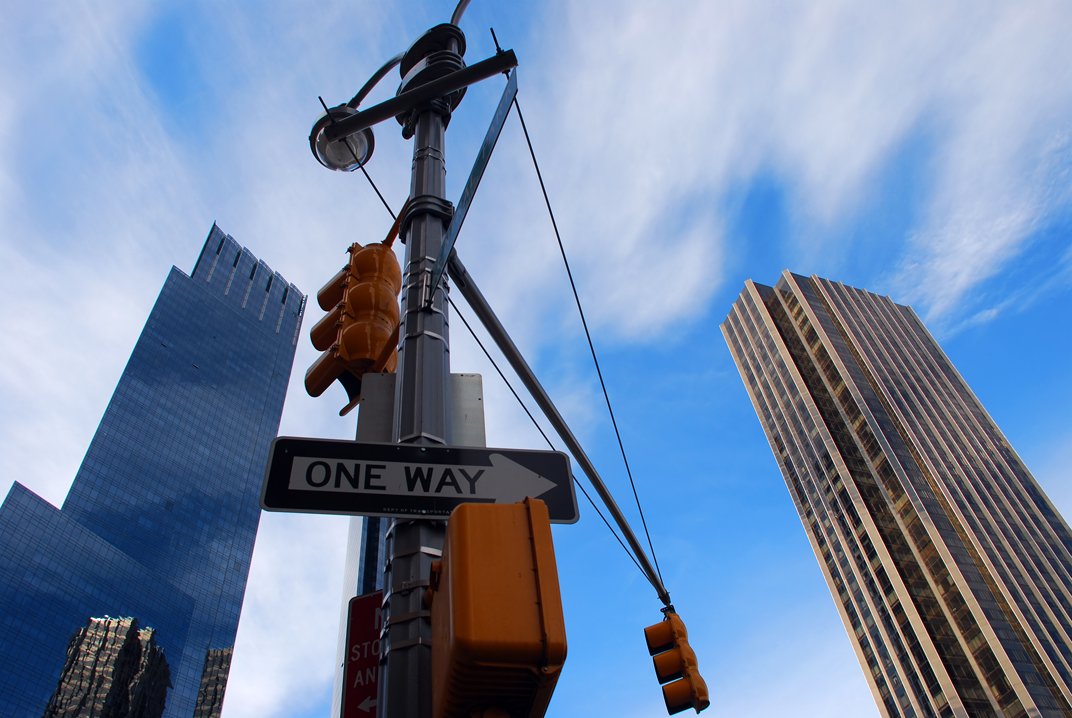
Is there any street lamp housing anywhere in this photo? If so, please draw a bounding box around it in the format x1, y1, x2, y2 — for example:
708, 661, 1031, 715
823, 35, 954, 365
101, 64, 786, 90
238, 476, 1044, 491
310, 106, 375, 171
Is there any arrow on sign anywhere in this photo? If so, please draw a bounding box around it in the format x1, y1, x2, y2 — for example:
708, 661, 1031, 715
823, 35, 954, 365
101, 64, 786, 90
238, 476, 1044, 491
288, 452, 557, 503
358, 697, 376, 713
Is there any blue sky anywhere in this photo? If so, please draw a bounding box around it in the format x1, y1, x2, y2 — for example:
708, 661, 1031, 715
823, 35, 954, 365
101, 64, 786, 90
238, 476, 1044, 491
2, 1, 1071, 716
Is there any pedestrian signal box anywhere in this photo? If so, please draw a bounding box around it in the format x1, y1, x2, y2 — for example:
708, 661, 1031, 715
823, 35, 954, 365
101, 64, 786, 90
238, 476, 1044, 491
428, 497, 567, 718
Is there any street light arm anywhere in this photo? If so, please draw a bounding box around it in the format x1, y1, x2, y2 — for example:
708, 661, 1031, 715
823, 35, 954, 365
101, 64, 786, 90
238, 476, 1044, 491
451, 0, 471, 25
347, 51, 405, 108
325, 50, 518, 143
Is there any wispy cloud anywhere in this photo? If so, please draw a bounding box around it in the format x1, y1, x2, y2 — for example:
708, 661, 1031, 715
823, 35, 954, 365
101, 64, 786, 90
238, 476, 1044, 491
515, 1, 1072, 333
224, 512, 348, 717
891, 5, 1072, 321
0, 1, 202, 506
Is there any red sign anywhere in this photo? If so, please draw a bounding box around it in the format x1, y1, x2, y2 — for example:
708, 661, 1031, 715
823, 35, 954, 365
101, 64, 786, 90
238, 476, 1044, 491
343, 591, 383, 717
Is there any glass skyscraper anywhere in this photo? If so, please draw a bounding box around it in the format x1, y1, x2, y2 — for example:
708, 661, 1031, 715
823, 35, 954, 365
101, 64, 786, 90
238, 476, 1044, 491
722, 271, 1072, 718
0, 225, 304, 717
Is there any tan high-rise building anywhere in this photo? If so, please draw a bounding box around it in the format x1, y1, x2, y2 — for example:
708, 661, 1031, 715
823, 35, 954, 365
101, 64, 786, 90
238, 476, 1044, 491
722, 271, 1072, 718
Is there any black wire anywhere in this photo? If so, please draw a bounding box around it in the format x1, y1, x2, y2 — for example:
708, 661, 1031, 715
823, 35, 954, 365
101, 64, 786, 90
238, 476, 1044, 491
448, 294, 646, 577
511, 95, 666, 587
358, 163, 396, 221
346, 132, 644, 576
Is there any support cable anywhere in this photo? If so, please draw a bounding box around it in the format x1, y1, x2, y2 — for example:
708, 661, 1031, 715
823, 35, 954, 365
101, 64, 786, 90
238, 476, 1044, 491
358, 163, 396, 221
448, 294, 647, 577
447, 250, 671, 607
318, 95, 397, 220
345, 148, 646, 578
331, 66, 670, 604
511, 95, 666, 587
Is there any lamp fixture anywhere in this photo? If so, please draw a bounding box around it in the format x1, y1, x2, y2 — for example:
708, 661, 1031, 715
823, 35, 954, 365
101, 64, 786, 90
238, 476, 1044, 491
310, 105, 375, 171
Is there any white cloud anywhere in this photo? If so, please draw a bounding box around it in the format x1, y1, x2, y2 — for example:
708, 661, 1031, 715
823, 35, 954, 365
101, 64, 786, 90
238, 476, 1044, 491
716, 627, 879, 717
224, 512, 349, 718
517, 1, 1072, 331
0, 0, 199, 507
892, 4, 1072, 320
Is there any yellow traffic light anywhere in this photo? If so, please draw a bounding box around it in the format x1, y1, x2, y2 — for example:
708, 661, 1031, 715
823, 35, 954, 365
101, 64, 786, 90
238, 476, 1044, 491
427, 498, 567, 718
305, 240, 401, 415
644, 612, 710, 714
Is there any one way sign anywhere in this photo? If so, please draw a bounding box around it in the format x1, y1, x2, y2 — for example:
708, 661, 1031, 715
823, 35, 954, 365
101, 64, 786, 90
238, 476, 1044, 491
261, 437, 579, 523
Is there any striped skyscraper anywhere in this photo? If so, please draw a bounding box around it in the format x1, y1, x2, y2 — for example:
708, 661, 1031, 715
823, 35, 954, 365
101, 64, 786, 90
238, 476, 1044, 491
722, 271, 1072, 718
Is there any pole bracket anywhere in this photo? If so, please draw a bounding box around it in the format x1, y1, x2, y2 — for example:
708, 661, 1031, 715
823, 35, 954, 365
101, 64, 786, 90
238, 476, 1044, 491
381, 636, 431, 656
323, 50, 518, 143
400, 194, 454, 246
384, 609, 431, 626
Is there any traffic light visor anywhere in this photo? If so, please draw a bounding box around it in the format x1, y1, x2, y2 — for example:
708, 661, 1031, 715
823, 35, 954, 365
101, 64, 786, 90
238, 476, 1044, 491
645, 620, 675, 655
663, 674, 710, 715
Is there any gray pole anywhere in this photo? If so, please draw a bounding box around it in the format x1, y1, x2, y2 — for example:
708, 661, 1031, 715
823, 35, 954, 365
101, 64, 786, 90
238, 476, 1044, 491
379, 24, 463, 718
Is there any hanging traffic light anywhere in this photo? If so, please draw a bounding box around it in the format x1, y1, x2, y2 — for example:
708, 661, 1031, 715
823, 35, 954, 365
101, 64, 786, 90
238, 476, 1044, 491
644, 611, 710, 715
305, 238, 402, 415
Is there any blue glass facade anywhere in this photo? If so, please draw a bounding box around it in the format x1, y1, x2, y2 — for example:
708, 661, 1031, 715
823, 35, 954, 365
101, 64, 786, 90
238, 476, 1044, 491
0, 225, 304, 717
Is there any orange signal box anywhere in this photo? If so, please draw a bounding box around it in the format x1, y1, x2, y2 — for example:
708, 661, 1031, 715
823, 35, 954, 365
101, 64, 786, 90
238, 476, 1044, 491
428, 497, 567, 718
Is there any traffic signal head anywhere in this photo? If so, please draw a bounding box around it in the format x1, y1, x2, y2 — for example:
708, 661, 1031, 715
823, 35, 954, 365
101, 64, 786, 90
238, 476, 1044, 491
305, 240, 402, 414
644, 612, 710, 714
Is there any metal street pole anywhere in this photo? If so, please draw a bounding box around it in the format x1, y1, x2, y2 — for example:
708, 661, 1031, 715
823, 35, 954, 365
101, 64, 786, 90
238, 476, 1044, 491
379, 24, 464, 718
